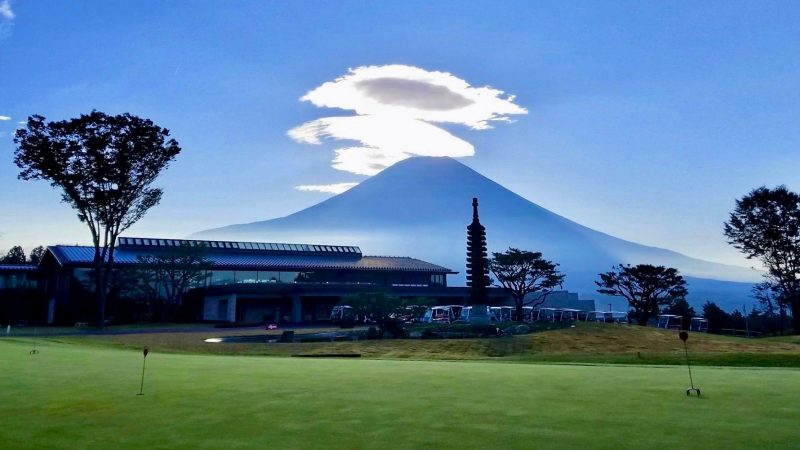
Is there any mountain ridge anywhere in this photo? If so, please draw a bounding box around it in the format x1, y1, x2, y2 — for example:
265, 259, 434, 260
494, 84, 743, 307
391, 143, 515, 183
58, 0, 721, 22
193, 156, 759, 310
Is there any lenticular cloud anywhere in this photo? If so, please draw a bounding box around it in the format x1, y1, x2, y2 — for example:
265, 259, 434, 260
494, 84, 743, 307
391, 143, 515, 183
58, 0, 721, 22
289, 64, 527, 191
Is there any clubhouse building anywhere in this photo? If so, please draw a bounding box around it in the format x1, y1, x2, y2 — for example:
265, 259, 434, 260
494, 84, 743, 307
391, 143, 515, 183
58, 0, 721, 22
3, 236, 509, 325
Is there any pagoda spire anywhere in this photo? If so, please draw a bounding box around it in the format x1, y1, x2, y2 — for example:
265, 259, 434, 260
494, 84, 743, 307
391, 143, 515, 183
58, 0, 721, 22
466, 197, 489, 305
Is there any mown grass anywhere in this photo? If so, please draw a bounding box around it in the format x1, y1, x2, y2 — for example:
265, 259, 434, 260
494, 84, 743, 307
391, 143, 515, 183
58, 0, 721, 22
1, 339, 799, 450
31, 323, 800, 367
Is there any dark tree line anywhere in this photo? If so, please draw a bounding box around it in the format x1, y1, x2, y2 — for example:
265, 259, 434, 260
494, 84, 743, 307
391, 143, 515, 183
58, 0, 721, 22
1, 245, 46, 265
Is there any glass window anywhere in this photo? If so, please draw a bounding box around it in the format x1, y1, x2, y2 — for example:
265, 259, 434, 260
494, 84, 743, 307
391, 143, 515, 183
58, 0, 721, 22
209, 271, 235, 286
280, 271, 299, 283
235, 271, 258, 284
189, 271, 208, 288
258, 271, 280, 283
293, 272, 316, 283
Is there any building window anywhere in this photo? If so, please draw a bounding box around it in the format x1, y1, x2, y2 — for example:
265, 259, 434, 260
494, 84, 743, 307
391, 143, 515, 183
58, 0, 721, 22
235, 271, 258, 284
258, 271, 280, 283
209, 271, 235, 286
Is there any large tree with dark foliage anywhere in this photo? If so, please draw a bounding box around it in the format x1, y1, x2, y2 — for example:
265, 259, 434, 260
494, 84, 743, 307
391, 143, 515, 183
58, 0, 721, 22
13, 111, 181, 326
595, 264, 688, 326
489, 248, 565, 321
724, 186, 800, 334
2, 246, 26, 264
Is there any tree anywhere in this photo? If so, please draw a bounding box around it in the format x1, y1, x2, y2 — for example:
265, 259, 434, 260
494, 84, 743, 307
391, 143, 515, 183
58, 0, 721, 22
2, 246, 26, 264
14, 111, 181, 326
134, 243, 212, 321
28, 246, 46, 265
724, 186, 800, 333
595, 264, 688, 326
489, 248, 565, 321
752, 281, 789, 335
702, 301, 730, 334
342, 293, 434, 337
661, 298, 696, 330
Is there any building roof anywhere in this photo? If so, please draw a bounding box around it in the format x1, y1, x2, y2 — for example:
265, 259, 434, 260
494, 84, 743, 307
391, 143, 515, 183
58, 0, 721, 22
117, 237, 363, 255
46, 237, 456, 274
0, 264, 38, 272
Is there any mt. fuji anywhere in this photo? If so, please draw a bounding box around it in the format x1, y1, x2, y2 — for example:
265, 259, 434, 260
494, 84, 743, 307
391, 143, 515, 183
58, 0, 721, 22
193, 157, 759, 310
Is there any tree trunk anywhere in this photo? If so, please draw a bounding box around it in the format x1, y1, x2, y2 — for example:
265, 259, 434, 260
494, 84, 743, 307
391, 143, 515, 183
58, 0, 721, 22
515, 301, 524, 323
791, 297, 800, 335
636, 310, 649, 326
93, 256, 105, 328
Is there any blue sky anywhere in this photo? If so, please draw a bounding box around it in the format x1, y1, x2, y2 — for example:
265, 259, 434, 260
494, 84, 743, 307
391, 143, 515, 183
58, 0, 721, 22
0, 0, 798, 267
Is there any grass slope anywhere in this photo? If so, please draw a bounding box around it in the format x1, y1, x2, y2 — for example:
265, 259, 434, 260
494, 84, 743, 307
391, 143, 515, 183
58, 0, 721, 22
2, 339, 799, 450
43, 323, 800, 367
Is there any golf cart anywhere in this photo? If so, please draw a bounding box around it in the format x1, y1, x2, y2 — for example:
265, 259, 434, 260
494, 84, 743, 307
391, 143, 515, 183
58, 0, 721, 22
657, 314, 683, 330
689, 317, 709, 332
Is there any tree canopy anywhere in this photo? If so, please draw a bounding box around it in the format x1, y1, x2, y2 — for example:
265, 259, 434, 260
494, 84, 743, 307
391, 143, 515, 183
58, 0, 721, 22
724, 185, 800, 334
489, 248, 564, 321
28, 246, 46, 265
14, 111, 181, 325
596, 264, 688, 326
1, 246, 27, 264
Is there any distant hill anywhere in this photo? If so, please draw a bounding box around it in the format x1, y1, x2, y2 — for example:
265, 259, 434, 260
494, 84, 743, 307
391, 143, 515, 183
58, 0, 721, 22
193, 157, 760, 311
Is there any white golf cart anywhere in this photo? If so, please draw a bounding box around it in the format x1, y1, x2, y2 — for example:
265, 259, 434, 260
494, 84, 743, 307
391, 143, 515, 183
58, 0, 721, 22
690, 317, 709, 332
657, 314, 683, 330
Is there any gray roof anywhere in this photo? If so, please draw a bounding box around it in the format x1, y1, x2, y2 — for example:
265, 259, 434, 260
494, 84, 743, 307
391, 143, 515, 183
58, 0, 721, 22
46, 238, 455, 274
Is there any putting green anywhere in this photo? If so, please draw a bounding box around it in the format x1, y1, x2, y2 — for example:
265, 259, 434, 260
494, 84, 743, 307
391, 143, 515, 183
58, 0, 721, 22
1, 339, 798, 449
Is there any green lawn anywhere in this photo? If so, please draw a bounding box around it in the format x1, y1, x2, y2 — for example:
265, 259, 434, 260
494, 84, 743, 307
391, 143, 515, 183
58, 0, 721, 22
2, 339, 799, 449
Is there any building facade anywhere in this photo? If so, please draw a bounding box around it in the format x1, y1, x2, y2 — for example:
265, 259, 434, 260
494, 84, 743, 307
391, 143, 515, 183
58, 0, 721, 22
35, 236, 508, 325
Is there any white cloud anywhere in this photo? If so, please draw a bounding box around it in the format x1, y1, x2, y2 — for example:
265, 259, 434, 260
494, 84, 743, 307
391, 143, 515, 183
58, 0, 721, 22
300, 65, 527, 130
288, 64, 527, 184
289, 115, 474, 176
0, 1, 13, 20
295, 183, 359, 194
0, 115, 10, 121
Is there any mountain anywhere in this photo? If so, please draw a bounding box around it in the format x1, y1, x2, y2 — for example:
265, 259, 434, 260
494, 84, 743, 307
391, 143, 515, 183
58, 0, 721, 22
193, 157, 760, 311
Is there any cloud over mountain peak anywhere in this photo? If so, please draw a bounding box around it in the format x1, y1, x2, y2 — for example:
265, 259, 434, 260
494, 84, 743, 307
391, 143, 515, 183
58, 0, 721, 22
288, 64, 527, 190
